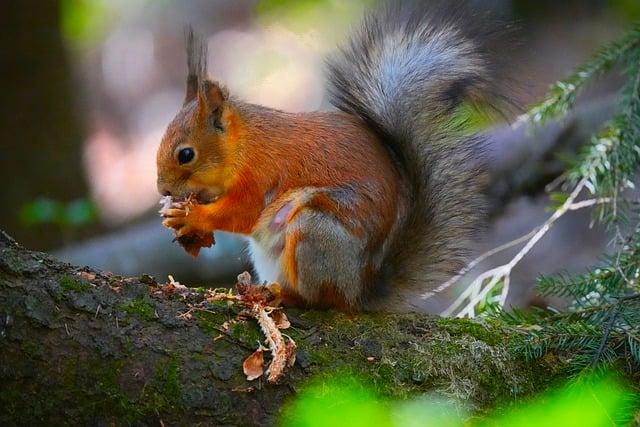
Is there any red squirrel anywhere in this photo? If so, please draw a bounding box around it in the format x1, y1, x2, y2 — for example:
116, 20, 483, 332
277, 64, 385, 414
157, 1, 506, 311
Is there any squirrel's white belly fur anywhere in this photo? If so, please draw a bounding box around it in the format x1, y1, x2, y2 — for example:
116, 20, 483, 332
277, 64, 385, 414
246, 237, 283, 284
246, 193, 302, 285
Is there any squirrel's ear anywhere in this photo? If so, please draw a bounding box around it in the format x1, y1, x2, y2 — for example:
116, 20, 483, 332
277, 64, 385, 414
196, 80, 228, 131
184, 75, 199, 105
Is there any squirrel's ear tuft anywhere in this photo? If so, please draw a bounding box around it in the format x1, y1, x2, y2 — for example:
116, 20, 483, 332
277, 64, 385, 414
185, 74, 199, 106
196, 80, 228, 131
184, 26, 208, 105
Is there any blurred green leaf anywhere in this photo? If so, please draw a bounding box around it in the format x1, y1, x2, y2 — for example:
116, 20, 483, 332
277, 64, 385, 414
478, 374, 634, 427
19, 197, 97, 228
255, 0, 376, 45
65, 199, 98, 226
280, 373, 636, 427
611, 0, 640, 22
451, 101, 505, 132
545, 192, 569, 211
391, 397, 465, 427
59, 0, 112, 45
19, 198, 64, 226
280, 376, 392, 427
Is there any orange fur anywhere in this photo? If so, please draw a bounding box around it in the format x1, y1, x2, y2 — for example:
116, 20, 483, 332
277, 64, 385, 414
281, 228, 301, 289
307, 193, 366, 238
157, 80, 403, 310
314, 284, 355, 313
158, 94, 401, 241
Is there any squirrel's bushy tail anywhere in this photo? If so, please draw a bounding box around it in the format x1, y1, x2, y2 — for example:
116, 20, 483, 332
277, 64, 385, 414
326, 1, 508, 310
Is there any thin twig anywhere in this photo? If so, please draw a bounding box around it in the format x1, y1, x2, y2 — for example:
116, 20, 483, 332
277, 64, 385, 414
421, 227, 540, 300
567, 198, 613, 210
432, 192, 615, 305
443, 179, 589, 317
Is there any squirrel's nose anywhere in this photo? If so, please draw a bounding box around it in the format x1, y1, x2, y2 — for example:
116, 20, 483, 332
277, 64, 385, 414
157, 182, 171, 197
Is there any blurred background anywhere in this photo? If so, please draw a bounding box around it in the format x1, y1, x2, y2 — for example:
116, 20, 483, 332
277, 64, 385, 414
2, 0, 639, 312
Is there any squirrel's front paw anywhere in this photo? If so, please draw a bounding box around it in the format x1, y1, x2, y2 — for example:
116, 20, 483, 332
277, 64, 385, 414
160, 201, 210, 237
160, 199, 215, 256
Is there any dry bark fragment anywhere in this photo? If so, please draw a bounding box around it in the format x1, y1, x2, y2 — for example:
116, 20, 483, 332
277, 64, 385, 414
243, 348, 265, 381
204, 273, 297, 383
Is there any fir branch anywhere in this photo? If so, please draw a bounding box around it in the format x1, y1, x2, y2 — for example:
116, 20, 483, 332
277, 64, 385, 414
591, 305, 620, 366
523, 23, 640, 126
452, 22, 640, 376
567, 55, 640, 220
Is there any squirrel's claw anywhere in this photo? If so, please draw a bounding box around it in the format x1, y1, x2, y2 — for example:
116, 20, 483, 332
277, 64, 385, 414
162, 217, 197, 238
160, 208, 188, 218
162, 217, 185, 230
175, 225, 196, 238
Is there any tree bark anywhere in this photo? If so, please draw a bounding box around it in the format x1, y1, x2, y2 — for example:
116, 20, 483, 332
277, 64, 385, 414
0, 231, 589, 426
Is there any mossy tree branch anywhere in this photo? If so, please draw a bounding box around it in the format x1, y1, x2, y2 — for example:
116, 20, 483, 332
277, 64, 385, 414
0, 231, 616, 426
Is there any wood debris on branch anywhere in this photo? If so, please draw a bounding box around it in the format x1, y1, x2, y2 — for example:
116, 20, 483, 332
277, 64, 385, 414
167, 271, 296, 384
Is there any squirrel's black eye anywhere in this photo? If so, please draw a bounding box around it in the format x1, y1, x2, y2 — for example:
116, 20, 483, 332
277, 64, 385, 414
177, 147, 195, 164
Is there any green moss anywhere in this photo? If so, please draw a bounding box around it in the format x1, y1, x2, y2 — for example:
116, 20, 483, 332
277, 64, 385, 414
122, 336, 133, 355
437, 317, 503, 346
117, 317, 130, 327
156, 354, 181, 402
0, 250, 24, 274
133, 355, 182, 415
285, 313, 555, 405
229, 320, 262, 344
209, 299, 232, 309
195, 309, 226, 335
139, 273, 156, 285
20, 341, 42, 358
59, 275, 91, 292
306, 346, 334, 366
0, 387, 23, 420
298, 309, 345, 325
45, 355, 183, 424
119, 298, 156, 321
190, 352, 208, 363
195, 308, 263, 346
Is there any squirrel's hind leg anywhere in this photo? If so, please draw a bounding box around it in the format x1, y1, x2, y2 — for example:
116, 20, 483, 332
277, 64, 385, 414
281, 208, 368, 310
